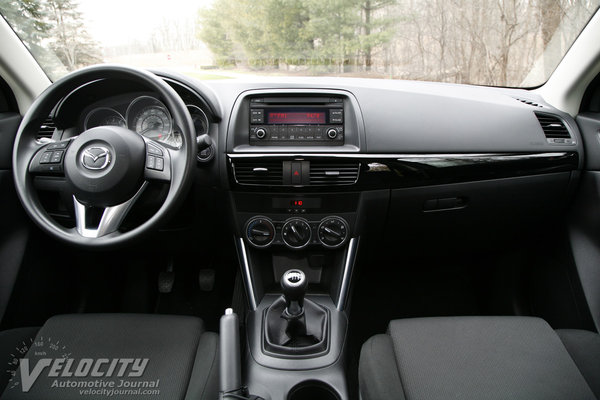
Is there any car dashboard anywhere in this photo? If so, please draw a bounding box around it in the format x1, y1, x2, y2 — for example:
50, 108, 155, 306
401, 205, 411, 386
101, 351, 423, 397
42, 70, 581, 252
16, 68, 587, 400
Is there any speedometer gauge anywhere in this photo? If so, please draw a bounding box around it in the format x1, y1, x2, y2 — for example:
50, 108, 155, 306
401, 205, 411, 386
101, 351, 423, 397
126, 96, 182, 148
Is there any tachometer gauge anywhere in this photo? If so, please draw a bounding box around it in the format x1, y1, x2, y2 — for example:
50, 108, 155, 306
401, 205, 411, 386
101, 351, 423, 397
187, 104, 209, 136
84, 108, 126, 130
126, 96, 181, 148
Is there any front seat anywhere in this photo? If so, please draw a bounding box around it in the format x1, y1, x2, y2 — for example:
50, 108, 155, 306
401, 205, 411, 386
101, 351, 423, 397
359, 316, 600, 400
0, 314, 219, 400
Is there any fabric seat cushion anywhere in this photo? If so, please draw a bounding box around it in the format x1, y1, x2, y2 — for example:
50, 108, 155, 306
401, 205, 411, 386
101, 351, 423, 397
0, 314, 218, 400
359, 316, 598, 400
0, 327, 40, 395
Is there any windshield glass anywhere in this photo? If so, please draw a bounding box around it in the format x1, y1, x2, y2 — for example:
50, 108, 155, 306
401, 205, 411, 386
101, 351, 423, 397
0, 0, 598, 87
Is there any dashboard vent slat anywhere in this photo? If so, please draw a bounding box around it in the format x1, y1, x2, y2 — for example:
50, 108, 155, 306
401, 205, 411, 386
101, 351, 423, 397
534, 113, 574, 145
37, 116, 56, 140
232, 159, 360, 186
309, 162, 360, 185
233, 160, 283, 186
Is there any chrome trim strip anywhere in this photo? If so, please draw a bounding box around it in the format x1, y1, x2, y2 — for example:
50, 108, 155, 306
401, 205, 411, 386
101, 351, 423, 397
337, 237, 359, 311
227, 152, 569, 160
235, 237, 258, 310
74, 182, 148, 238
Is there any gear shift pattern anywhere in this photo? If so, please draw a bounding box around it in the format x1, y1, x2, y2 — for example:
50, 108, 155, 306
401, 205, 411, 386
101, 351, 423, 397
281, 269, 308, 317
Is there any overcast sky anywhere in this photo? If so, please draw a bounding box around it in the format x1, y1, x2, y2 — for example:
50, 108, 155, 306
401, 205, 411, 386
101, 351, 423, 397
78, 0, 214, 46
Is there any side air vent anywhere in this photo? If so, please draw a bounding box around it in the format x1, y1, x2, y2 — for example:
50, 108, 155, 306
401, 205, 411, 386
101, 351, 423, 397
232, 160, 283, 186
534, 112, 575, 145
515, 98, 542, 108
309, 161, 360, 185
37, 116, 56, 140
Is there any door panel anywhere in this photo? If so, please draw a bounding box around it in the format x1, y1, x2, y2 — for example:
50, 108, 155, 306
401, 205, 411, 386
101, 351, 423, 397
570, 113, 600, 332
0, 113, 19, 168
0, 111, 29, 323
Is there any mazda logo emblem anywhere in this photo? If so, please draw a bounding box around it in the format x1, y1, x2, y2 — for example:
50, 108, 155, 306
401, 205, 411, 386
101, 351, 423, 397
81, 146, 112, 170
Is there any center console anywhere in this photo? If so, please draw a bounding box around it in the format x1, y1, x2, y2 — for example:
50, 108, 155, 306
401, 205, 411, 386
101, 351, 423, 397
226, 89, 382, 400
230, 192, 362, 399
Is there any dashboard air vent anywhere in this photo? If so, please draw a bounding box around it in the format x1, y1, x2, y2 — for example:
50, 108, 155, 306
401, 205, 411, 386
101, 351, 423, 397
309, 161, 360, 185
37, 116, 56, 140
232, 160, 283, 186
534, 112, 574, 145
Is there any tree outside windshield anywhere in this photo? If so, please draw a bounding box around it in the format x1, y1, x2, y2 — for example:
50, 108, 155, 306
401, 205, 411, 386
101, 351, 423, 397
0, 0, 598, 87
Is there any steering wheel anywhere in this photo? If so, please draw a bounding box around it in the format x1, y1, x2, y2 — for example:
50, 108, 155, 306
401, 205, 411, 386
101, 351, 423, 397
12, 65, 196, 249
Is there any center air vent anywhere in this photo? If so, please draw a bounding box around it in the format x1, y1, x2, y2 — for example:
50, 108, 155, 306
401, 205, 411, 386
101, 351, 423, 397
534, 112, 574, 145
231, 158, 360, 186
37, 116, 56, 140
232, 160, 283, 186
309, 161, 360, 185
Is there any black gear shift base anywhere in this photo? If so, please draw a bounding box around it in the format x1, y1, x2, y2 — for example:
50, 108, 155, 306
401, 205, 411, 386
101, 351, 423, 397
263, 295, 329, 356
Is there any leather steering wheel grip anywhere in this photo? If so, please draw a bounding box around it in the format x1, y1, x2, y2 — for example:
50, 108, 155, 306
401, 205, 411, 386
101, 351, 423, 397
12, 64, 197, 249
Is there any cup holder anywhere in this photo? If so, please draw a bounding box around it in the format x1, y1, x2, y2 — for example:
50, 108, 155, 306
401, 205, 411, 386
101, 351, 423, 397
287, 381, 340, 400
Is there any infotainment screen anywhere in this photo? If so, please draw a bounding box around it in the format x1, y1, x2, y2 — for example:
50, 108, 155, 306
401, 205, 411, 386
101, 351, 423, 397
266, 108, 327, 124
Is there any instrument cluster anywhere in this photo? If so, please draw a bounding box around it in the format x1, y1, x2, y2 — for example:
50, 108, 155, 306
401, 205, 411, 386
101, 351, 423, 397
82, 95, 210, 149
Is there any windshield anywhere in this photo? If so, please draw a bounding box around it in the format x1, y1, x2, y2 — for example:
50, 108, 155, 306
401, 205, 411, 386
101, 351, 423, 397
0, 0, 598, 87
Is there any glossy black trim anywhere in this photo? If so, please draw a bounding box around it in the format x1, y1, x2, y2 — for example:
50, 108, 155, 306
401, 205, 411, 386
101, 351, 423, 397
226, 152, 579, 190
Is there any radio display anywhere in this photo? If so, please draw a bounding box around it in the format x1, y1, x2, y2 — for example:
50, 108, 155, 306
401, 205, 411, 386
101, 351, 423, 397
266, 109, 326, 124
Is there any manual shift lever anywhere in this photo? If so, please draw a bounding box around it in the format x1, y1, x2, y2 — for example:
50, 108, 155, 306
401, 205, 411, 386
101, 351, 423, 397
263, 268, 328, 354
281, 269, 308, 317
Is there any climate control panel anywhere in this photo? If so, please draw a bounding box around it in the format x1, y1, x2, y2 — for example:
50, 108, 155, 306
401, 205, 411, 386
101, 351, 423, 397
245, 217, 276, 248
244, 216, 349, 250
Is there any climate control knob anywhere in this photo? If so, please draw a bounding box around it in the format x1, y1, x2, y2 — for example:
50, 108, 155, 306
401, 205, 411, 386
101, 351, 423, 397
318, 217, 349, 248
245, 217, 275, 248
255, 128, 267, 139
326, 128, 338, 139
282, 218, 312, 249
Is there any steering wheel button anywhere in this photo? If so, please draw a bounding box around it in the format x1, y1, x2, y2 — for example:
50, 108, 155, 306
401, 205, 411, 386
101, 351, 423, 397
40, 151, 52, 164
146, 155, 156, 169
50, 150, 64, 163
48, 141, 68, 150
147, 144, 163, 156
155, 157, 164, 171
46, 165, 63, 173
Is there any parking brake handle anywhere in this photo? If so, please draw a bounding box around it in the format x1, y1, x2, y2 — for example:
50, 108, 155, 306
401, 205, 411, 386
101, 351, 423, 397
219, 308, 242, 398
219, 309, 265, 400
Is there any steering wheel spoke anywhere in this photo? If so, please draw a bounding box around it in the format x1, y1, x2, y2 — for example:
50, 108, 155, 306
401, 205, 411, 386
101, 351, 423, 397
28, 140, 72, 176
73, 182, 148, 238
143, 139, 171, 182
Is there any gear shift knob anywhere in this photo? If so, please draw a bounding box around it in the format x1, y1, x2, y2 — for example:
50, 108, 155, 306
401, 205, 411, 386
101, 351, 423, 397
281, 269, 308, 317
